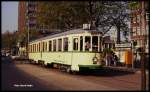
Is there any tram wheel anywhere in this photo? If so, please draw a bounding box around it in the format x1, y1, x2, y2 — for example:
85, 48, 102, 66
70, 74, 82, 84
66, 66, 72, 74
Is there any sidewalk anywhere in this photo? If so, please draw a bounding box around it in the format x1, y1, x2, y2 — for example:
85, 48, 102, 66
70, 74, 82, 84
103, 66, 149, 74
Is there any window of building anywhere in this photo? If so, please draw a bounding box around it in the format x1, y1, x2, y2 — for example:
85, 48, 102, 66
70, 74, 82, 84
137, 27, 140, 35
137, 15, 140, 23
58, 39, 62, 51
63, 38, 68, 51
133, 16, 136, 24
80, 36, 83, 51
92, 36, 98, 51
85, 36, 91, 51
53, 40, 56, 51
146, 25, 149, 35
49, 41, 52, 51
133, 27, 137, 36
73, 38, 78, 51
146, 13, 149, 21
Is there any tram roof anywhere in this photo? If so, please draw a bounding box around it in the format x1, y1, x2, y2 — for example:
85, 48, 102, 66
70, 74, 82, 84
29, 28, 102, 43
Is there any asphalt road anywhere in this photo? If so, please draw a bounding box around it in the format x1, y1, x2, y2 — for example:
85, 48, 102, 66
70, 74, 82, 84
1, 57, 61, 91
1, 56, 149, 91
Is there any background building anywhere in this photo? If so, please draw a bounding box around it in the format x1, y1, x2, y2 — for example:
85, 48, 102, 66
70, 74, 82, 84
130, 1, 149, 54
26, 1, 37, 32
18, 2, 26, 33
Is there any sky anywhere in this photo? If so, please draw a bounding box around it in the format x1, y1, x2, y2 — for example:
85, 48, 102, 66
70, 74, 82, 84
2, 2, 18, 33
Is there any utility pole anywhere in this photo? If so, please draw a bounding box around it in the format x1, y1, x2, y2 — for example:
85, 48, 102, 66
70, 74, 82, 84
27, 2, 30, 60
141, 1, 146, 90
140, 39, 146, 91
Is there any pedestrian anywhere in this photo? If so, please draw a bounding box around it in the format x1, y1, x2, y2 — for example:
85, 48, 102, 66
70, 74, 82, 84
135, 52, 141, 68
105, 53, 111, 66
113, 54, 118, 66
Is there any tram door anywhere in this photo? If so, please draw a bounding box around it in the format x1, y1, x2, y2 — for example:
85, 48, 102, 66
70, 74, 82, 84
71, 37, 80, 70
73, 37, 79, 51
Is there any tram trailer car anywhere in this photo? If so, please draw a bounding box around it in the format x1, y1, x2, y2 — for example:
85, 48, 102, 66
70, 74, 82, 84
28, 28, 104, 73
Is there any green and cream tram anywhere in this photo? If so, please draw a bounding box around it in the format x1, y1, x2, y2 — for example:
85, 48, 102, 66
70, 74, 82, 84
28, 28, 104, 72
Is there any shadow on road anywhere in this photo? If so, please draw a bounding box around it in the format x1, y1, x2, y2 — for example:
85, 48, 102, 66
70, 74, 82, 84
2, 56, 135, 77
77, 68, 135, 77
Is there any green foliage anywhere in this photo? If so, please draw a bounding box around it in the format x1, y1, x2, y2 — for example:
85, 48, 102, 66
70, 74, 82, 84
36, 1, 130, 43
37, 1, 92, 30
128, 1, 140, 9
102, 48, 114, 58
2, 31, 18, 49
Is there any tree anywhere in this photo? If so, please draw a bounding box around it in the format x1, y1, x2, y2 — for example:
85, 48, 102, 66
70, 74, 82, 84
2, 30, 18, 49
94, 1, 130, 43
36, 1, 130, 43
37, 1, 92, 31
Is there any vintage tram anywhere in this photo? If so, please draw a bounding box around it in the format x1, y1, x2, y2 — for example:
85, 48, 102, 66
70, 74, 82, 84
28, 28, 104, 73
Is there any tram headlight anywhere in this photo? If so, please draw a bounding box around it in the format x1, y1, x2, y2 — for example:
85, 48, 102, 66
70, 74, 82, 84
92, 57, 98, 64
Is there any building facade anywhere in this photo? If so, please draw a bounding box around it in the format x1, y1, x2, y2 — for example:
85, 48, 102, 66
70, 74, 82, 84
130, 1, 149, 54
18, 2, 26, 33
26, 1, 38, 32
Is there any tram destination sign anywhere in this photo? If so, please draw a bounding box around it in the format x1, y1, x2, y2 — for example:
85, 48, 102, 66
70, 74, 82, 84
115, 43, 131, 48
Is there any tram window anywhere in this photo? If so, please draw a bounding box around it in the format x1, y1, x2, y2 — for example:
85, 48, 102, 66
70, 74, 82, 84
34, 44, 36, 52
99, 37, 102, 52
42, 42, 44, 52
49, 41, 52, 51
80, 36, 83, 51
33, 44, 34, 52
30, 45, 31, 53
29, 45, 31, 53
53, 40, 56, 51
30, 45, 32, 53
36, 44, 38, 52
73, 38, 78, 51
58, 39, 62, 51
45, 42, 47, 52
64, 38, 68, 51
34, 44, 35, 52
35, 44, 37, 52
92, 36, 98, 51
33, 44, 34, 53
85, 36, 91, 51
36, 44, 37, 52
39, 43, 40, 52
32, 44, 33, 52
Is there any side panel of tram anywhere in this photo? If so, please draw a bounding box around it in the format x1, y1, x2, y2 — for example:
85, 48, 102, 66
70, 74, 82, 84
29, 31, 103, 71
